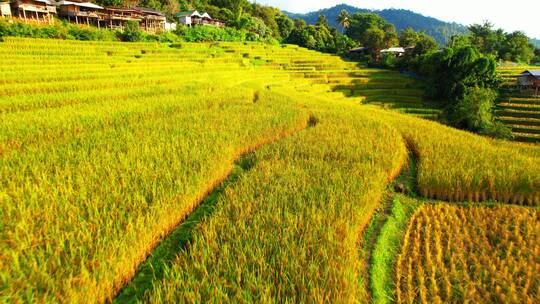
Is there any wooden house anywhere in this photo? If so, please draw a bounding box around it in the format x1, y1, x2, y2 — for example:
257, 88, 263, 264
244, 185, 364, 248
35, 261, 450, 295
10, 0, 56, 23
57, 1, 104, 27
99, 7, 140, 30
1, 1, 12, 18
96, 7, 165, 31
200, 12, 224, 27
134, 7, 165, 32
518, 70, 540, 95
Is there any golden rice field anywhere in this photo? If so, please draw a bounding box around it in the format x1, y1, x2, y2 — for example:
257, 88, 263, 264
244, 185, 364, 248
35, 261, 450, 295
496, 65, 540, 142
0, 37, 539, 303
396, 204, 539, 304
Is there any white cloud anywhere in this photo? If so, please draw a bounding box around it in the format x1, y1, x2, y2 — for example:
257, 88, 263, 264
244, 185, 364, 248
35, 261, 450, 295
253, 0, 540, 39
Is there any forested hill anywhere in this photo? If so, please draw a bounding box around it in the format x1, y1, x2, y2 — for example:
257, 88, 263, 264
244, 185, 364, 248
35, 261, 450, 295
531, 39, 540, 48
285, 4, 467, 45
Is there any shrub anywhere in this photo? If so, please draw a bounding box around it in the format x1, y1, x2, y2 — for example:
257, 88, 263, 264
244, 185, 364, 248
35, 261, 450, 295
449, 87, 497, 131
122, 20, 144, 42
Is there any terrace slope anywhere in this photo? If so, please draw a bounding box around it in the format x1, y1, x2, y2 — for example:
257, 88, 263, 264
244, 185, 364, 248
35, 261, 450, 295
0, 38, 539, 303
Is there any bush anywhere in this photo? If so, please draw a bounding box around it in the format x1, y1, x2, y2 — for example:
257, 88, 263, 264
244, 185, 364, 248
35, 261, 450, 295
182, 26, 247, 42
122, 20, 144, 42
449, 87, 512, 139
0, 19, 119, 41
379, 53, 397, 69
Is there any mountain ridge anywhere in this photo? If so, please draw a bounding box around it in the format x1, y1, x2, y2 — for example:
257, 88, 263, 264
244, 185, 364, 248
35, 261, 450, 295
284, 4, 468, 45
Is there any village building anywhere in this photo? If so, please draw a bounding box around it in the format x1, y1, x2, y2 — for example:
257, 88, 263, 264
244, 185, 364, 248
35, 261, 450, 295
98, 7, 140, 30
380, 47, 406, 57
176, 10, 224, 27
1, 1, 12, 18
57, 1, 103, 27
95, 7, 165, 31
10, 0, 56, 23
518, 70, 540, 95
134, 7, 166, 32
349, 46, 406, 58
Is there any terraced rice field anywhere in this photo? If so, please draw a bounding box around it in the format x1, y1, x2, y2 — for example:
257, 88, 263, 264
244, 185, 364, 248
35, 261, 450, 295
496, 65, 540, 142
1, 38, 539, 303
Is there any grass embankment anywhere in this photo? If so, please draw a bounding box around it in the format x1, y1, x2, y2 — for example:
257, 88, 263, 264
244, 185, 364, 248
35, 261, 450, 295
370, 195, 420, 304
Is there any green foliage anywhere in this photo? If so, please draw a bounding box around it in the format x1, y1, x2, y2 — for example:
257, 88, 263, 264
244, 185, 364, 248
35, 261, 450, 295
276, 14, 294, 39
0, 19, 119, 41
285, 20, 353, 54
371, 195, 420, 304
336, 9, 350, 33
379, 53, 397, 69
500, 31, 534, 63
287, 4, 468, 45
122, 20, 144, 42
399, 27, 419, 48
420, 46, 500, 101
448, 87, 513, 139
466, 21, 535, 63
346, 13, 398, 58
346, 13, 387, 42
181, 25, 257, 42
449, 87, 497, 131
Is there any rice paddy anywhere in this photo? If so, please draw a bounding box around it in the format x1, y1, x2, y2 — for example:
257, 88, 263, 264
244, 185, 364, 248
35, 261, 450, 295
1, 37, 539, 303
496, 65, 540, 142
396, 204, 539, 304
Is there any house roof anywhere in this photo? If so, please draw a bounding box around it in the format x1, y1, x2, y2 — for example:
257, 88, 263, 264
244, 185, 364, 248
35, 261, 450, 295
349, 47, 368, 53
201, 12, 211, 19
134, 7, 164, 16
57, 1, 103, 9
521, 70, 540, 78
33, 0, 53, 4
381, 47, 405, 53
176, 10, 201, 17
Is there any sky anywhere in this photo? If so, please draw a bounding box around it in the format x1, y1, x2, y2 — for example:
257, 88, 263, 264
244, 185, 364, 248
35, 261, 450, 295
253, 1, 540, 39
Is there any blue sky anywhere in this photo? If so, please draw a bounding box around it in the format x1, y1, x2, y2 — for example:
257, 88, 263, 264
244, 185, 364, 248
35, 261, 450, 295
253, 1, 540, 39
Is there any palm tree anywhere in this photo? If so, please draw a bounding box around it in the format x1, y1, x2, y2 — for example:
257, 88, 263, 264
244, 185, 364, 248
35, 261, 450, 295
337, 9, 350, 34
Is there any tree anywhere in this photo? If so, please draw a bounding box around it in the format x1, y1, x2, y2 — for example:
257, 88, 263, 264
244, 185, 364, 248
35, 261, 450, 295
316, 14, 328, 28
399, 27, 420, 48
426, 46, 500, 102
362, 27, 386, 56
346, 13, 387, 41
411, 33, 438, 56
383, 23, 398, 48
449, 87, 512, 138
500, 31, 534, 63
336, 9, 350, 34
450, 87, 497, 131
276, 14, 293, 40
346, 13, 398, 59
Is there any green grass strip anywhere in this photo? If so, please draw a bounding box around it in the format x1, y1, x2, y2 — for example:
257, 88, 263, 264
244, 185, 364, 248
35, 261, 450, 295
370, 195, 420, 304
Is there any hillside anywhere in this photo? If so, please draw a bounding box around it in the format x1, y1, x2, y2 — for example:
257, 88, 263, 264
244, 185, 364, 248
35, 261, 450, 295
1, 38, 539, 303
285, 4, 468, 45
531, 38, 540, 48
